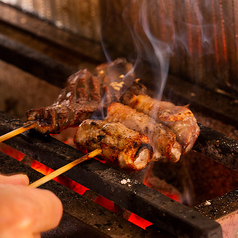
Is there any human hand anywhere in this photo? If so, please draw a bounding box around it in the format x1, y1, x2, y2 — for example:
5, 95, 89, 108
0, 173, 63, 238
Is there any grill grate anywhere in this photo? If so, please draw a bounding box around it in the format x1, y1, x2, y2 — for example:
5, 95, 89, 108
0, 112, 222, 238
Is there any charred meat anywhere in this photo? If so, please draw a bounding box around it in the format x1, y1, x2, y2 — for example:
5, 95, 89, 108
26, 58, 146, 134
128, 95, 200, 154
96, 57, 147, 107
74, 119, 153, 172
27, 69, 101, 134
105, 102, 182, 162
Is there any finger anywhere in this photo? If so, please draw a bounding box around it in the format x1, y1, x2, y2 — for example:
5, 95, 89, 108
0, 174, 29, 186
29, 188, 63, 233
1, 230, 41, 238
0, 231, 34, 238
0, 185, 63, 234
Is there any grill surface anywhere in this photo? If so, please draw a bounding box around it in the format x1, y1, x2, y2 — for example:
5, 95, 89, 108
0, 112, 222, 238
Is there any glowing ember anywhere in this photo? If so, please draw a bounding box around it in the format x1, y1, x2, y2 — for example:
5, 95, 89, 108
0, 143, 25, 161
143, 165, 183, 203
31, 160, 53, 175
94, 195, 153, 230
94, 196, 116, 213
128, 213, 153, 230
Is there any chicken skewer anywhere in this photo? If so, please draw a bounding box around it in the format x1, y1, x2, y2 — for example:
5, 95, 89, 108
127, 95, 200, 154
105, 102, 182, 162
0, 59, 198, 171
74, 119, 153, 172
0, 69, 101, 141
30, 118, 153, 187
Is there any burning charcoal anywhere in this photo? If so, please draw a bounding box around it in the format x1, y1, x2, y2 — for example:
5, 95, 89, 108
128, 95, 200, 154
105, 102, 182, 162
74, 119, 153, 172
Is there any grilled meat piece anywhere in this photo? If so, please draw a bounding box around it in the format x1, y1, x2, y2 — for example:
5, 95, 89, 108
128, 95, 200, 154
105, 102, 182, 162
74, 119, 153, 172
96, 58, 147, 107
27, 69, 101, 134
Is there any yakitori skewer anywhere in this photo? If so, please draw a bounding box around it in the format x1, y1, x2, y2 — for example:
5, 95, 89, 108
0, 121, 37, 143
29, 148, 102, 188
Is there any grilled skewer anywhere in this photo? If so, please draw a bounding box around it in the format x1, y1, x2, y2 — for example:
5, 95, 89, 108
128, 95, 200, 154
105, 102, 182, 162
27, 69, 101, 134
0, 58, 199, 172
74, 119, 153, 172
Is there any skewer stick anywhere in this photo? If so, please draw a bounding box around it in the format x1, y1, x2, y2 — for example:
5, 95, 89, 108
29, 148, 102, 188
0, 121, 37, 143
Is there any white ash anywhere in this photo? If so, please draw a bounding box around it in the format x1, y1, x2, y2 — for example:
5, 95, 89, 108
120, 178, 131, 184
204, 200, 211, 206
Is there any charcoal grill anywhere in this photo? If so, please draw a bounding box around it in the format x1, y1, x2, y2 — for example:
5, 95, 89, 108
0, 2, 238, 238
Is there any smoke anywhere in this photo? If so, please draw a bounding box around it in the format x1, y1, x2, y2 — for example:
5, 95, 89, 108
120, 0, 218, 98
98, 0, 226, 100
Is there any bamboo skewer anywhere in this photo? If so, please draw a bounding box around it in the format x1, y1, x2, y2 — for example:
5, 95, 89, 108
0, 121, 37, 143
29, 148, 102, 188
0, 121, 102, 187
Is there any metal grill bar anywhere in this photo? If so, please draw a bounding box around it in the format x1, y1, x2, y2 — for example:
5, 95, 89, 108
193, 124, 238, 171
